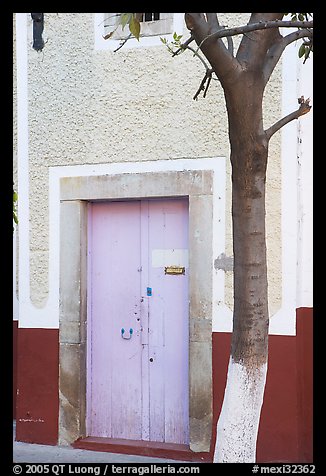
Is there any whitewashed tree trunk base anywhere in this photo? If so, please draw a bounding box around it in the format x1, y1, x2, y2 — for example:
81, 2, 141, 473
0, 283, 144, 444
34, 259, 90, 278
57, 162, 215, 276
214, 357, 268, 463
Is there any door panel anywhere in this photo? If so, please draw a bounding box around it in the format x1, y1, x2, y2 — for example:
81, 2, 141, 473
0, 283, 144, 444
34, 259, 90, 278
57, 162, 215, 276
88, 201, 143, 439
87, 199, 189, 444
148, 199, 189, 444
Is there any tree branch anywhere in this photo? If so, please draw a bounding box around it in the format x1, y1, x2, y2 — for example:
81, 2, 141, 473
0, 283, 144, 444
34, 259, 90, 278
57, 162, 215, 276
197, 19, 313, 52
172, 35, 194, 57
205, 13, 234, 55
226, 35, 234, 56
185, 13, 242, 86
263, 28, 313, 84
265, 97, 311, 141
193, 69, 213, 100
186, 45, 212, 71
113, 33, 132, 52
205, 13, 219, 30
236, 13, 284, 69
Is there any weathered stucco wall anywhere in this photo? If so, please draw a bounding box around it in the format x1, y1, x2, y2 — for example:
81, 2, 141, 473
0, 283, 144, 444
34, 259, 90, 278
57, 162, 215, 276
23, 13, 281, 315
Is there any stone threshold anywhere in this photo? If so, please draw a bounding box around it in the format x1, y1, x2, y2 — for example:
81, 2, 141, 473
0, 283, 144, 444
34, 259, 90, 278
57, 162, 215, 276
72, 437, 211, 463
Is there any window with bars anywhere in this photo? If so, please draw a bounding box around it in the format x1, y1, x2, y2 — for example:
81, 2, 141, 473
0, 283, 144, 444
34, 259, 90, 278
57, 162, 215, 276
104, 13, 174, 40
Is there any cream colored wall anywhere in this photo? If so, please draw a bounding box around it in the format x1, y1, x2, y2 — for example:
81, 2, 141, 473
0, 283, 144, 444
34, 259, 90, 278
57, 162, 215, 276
23, 13, 281, 314
13, 14, 19, 305
13, 15, 17, 174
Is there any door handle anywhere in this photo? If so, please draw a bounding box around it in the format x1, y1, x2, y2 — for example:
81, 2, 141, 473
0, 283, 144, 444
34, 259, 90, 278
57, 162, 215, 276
121, 328, 133, 340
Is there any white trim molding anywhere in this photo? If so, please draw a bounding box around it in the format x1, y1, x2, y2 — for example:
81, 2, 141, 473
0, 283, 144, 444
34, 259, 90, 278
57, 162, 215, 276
17, 155, 227, 329
268, 39, 299, 336
269, 37, 313, 336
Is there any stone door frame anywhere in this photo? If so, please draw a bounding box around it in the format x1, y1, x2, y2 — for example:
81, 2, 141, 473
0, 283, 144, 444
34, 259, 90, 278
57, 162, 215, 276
59, 169, 214, 452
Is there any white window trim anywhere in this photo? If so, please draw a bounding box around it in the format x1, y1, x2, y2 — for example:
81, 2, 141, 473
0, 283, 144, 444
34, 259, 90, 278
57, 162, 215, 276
94, 13, 184, 51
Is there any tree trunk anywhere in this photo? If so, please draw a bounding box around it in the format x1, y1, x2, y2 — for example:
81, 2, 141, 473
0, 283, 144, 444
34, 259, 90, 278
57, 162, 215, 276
214, 83, 270, 462
182, 11, 311, 464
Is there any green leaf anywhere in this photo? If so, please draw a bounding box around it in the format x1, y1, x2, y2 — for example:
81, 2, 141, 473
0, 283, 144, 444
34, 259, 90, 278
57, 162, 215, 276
120, 13, 132, 30
298, 43, 306, 58
172, 32, 183, 45
304, 47, 311, 60
129, 15, 141, 40
13, 189, 18, 227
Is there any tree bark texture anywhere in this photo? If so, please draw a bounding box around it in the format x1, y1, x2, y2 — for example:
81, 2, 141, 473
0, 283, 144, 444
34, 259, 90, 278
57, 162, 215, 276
214, 76, 270, 462
227, 77, 269, 368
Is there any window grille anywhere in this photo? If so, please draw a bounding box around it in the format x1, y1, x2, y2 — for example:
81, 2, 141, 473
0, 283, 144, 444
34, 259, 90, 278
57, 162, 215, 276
104, 13, 173, 40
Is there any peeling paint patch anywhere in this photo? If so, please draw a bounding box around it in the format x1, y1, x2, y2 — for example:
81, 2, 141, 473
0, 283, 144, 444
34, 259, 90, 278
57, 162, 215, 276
152, 248, 188, 268
214, 253, 234, 272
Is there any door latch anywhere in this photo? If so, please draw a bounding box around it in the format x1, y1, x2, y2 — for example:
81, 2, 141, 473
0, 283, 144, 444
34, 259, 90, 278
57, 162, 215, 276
121, 328, 133, 339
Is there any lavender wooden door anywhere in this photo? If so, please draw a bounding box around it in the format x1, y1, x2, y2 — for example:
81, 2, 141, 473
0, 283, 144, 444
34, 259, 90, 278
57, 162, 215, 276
87, 199, 189, 444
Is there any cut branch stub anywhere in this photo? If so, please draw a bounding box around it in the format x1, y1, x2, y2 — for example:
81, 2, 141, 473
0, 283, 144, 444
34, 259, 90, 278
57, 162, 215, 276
265, 96, 312, 140
298, 96, 312, 115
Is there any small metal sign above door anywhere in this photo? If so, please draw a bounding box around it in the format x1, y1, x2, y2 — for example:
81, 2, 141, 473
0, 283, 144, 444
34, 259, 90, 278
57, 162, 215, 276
165, 266, 185, 275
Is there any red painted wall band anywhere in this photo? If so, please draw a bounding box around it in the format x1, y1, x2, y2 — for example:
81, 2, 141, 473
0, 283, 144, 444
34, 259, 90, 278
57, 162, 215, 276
212, 307, 313, 463
13, 321, 18, 419
296, 308, 313, 462
15, 328, 59, 445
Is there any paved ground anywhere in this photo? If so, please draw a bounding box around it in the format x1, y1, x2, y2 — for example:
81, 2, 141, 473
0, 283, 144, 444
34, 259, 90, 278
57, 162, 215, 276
13, 423, 188, 464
